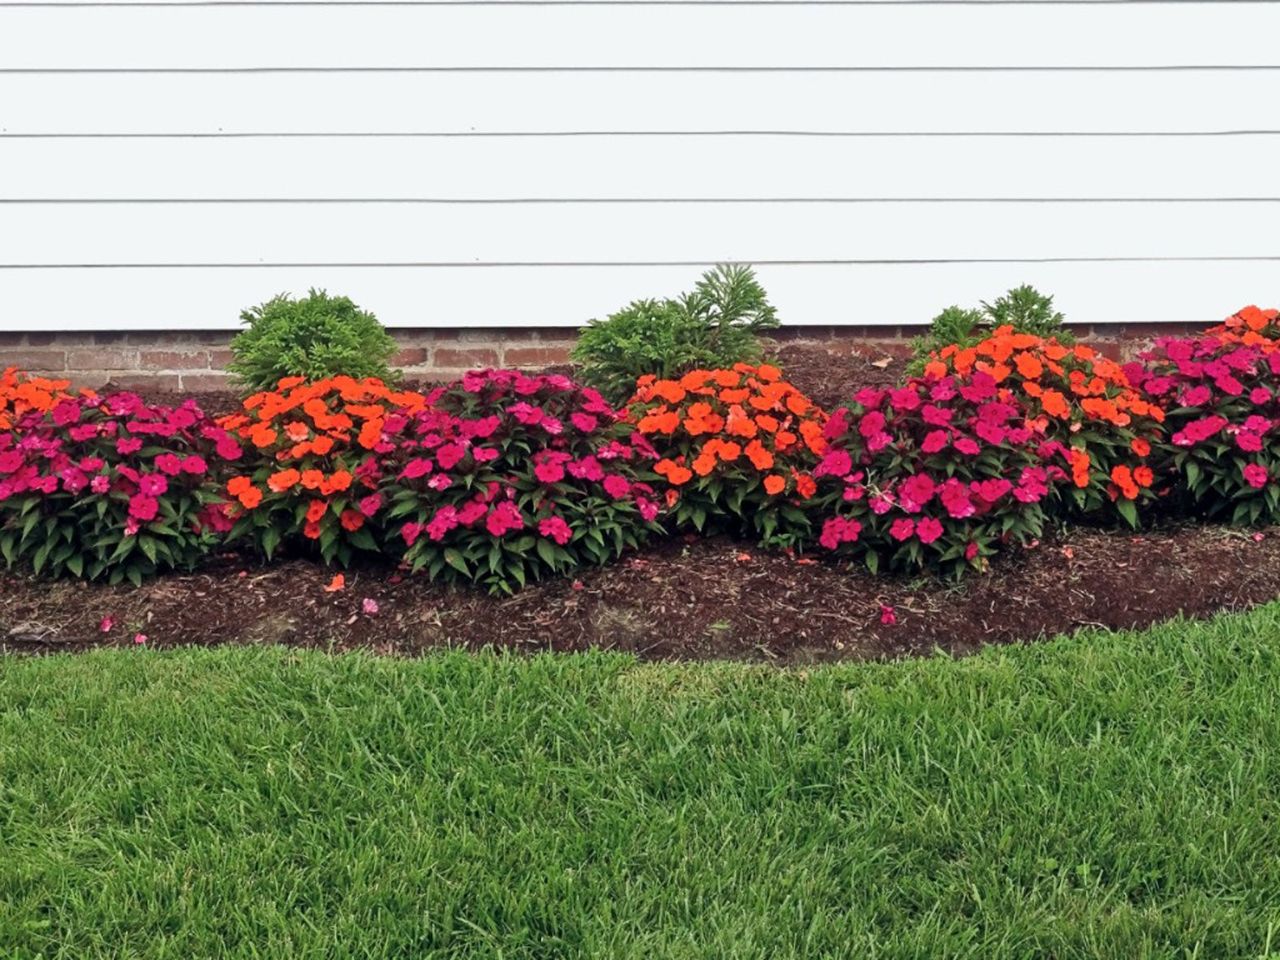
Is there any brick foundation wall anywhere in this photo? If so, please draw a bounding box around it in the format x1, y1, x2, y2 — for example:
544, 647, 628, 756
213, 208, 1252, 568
0, 322, 1202, 391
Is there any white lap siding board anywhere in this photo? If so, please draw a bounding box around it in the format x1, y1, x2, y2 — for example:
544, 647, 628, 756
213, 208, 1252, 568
0, 1, 1277, 331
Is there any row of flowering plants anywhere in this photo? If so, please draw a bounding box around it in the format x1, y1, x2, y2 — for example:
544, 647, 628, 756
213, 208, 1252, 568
4, 303, 1280, 591
625, 364, 826, 546
0, 385, 232, 585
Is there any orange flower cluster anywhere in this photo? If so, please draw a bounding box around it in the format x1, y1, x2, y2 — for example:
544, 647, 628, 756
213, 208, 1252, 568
219, 376, 425, 547
0, 367, 84, 430
926, 326, 1163, 511
1205, 305, 1280, 352
630, 364, 826, 499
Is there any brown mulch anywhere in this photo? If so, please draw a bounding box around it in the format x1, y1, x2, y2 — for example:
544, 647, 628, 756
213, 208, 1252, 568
4, 524, 1279, 664
767, 343, 909, 411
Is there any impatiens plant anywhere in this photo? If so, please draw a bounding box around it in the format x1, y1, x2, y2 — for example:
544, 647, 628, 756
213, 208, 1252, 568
626, 364, 826, 546
0, 388, 230, 585
384, 369, 663, 593
1126, 334, 1280, 525
924, 326, 1164, 524
1204, 304, 1280, 353
812, 371, 1065, 574
217, 376, 427, 565
0, 367, 78, 430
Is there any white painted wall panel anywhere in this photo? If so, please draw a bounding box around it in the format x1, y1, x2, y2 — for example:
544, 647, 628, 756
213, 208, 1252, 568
5, 202, 1276, 264
3, 5, 1279, 69
2, 261, 1273, 331
2, 1, 1277, 331
4, 72, 1272, 136
7, 135, 1278, 200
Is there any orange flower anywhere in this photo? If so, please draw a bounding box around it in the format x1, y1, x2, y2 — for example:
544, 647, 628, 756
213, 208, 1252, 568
763, 474, 786, 495
227, 475, 253, 497
301, 469, 325, 490
284, 421, 310, 442
1131, 437, 1151, 457
328, 470, 353, 492
715, 441, 742, 462
268, 468, 301, 493
303, 520, 323, 539
745, 439, 774, 471
692, 453, 717, 477
1110, 465, 1139, 500
249, 425, 277, 449
340, 509, 365, 532
237, 486, 263, 510
1133, 465, 1154, 488
655, 459, 693, 486
793, 473, 817, 499
306, 499, 328, 523
324, 573, 345, 592
756, 363, 781, 382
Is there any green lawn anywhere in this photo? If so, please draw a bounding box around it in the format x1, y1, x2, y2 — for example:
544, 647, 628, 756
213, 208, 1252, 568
3, 611, 1280, 959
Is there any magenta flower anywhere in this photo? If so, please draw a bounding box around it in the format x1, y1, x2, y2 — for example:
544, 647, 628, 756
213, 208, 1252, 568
138, 474, 169, 497
1243, 463, 1269, 489
538, 515, 573, 545
916, 516, 944, 544
602, 474, 632, 500
889, 517, 915, 541
154, 453, 183, 476
128, 494, 159, 521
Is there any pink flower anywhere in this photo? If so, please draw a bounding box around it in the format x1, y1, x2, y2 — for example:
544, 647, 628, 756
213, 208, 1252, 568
116, 437, 143, 456
879, 605, 897, 626
1252, 387, 1273, 405
400, 522, 422, 547
138, 474, 168, 497
401, 457, 434, 480
133, 633, 147, 645
486, 501, 525, 537
181, 455, 208, 475
1243, 463, 1269, 489
636, 497, 659, 522
889, 518, 915, 542
921, 430, 948, 454
916, 516, 944, 545
818, 516, 861, 550
362, 598, 380, 617
602, 474, 631, 500
154, 453, 183, 476
567, 456, 605, 482
538, 515, 573, 545
359, 493, 382, 517
938, 480, 975, 519
965, 542, 980, 561
215, 436, 243, 461
815, 448, 852, 479
953, 437, 981, 456
436, 443, 466, 470
90, 475, 110, 495
428, 474, 452, 491
51, 400, 81, 427
426, 506, 459, 541
128, 494, 159, 521
571, 412, 599, 433
1236, 432, 1263, 453
100, 616, 115, 633
898, 474, 936, 513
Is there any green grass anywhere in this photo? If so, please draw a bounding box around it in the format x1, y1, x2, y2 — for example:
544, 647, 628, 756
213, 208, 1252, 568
4, 611, 1280, 959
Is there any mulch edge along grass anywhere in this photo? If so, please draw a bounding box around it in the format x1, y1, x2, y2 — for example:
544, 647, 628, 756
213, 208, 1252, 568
4, 606, 1280, 958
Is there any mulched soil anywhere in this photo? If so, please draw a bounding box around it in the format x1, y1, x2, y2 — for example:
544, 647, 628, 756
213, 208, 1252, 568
11, 345, 1271, 664
5, 524, 1280, 664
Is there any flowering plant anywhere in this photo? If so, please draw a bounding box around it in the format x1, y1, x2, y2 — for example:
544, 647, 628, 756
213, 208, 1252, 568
811, 371, 1063, 573
1126, 334, 1280, 525
1204, 305, 1280, 353
0, 367, 79, 430
383, 369, 662, 593
625, 364, 826, 545
0, 388, 229, 584
217, 376, 427, 565
924, 326, 1164, 524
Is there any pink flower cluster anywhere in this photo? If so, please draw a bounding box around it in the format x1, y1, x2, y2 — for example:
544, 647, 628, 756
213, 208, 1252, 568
0, 390, 234, 580
812, 372, 1063, 571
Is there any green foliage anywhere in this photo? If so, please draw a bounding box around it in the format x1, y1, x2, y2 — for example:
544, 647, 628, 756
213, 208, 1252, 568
908, 284, 1074, 373
573, 264, 780, 403
227, 289, 399, 394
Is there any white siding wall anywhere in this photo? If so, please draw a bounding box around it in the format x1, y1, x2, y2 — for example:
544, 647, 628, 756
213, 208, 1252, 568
1, 0, 1277, 330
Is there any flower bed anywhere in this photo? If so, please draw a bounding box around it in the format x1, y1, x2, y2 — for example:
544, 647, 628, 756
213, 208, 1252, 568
3, 303, 1279, 599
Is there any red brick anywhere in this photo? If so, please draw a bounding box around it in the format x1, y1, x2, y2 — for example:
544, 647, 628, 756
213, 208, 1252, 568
85, 371, 181, 391
208, 348, 235, 368
391, 347, 429, 366
502, 345, 573, 367
139, 349, 210, 370
67, 348, 136, 371
0, 350, 66, 371
433, 347, 500, 368
24, 333, 60, 346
